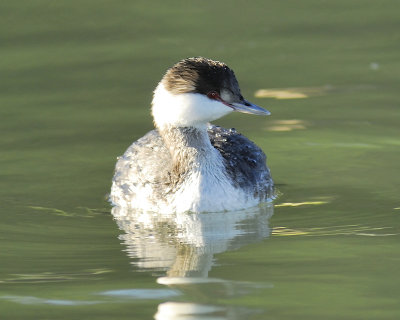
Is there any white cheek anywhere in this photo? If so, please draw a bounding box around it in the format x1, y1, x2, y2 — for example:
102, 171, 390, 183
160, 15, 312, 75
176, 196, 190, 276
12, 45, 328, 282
152, 83, 233, 128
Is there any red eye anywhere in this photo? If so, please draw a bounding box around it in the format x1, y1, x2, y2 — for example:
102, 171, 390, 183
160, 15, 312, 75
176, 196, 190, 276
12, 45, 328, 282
207, 91, 219, 100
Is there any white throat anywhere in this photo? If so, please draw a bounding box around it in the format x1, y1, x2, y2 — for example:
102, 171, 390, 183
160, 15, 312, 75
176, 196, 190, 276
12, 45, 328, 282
151, 83, 233, 128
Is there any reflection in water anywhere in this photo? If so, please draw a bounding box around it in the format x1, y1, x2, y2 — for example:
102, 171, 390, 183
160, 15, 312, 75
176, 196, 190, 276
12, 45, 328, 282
275, 201, 329, 207
112, 204, 273, 277
273, 225, 398, 237
254, 84, 376, 99
154, 301, 261, 320
265, 119, 308, 132
155, 302, 226, 320
0, 295, 101, 306
112, 204, 274, 319
254, 86, 331, 99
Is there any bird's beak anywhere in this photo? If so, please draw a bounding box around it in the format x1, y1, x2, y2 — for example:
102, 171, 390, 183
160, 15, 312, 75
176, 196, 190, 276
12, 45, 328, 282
231, 100, 271, 116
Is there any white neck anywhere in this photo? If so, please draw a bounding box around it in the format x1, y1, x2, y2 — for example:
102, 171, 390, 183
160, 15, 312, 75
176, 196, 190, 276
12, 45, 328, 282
150, 83, 257, 212
151, 82, 233, 129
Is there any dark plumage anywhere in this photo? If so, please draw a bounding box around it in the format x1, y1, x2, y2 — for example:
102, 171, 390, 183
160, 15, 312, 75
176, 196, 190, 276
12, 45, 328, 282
208, 126, 273, 198
163, 57, 242, 98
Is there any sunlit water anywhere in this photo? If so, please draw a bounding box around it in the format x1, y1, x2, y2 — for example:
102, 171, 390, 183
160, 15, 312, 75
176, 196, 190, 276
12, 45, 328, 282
1, 1, 400, 319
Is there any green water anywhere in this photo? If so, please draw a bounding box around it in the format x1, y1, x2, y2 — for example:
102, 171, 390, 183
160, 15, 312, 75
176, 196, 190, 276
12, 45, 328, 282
1, 0, 400, 319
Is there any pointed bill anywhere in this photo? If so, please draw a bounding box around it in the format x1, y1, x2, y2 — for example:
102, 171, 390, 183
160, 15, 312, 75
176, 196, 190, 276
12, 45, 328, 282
231, 100, 271, 116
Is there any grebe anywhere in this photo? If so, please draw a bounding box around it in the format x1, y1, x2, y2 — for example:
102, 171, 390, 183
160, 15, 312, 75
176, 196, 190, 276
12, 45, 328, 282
110, 57, 273, 213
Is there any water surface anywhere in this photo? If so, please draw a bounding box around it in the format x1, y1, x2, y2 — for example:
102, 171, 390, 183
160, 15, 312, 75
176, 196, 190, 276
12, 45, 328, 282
1, 1, 400, 319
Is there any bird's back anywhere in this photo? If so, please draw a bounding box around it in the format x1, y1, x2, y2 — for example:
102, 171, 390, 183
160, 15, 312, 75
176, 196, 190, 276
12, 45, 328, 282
208, 125, 273, 200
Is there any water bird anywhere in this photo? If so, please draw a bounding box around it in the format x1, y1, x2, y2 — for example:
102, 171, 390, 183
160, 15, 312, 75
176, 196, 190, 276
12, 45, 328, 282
110, 57, 273, 213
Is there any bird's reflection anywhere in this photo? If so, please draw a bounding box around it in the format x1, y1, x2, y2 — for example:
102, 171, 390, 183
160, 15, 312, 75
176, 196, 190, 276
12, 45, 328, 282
111, 203, 273, 319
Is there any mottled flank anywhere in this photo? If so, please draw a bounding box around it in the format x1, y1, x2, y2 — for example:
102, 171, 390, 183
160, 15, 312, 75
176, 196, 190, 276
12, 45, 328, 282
110, 125, 273, 212
110, 129, 172, 210
208, 126, 273, 199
